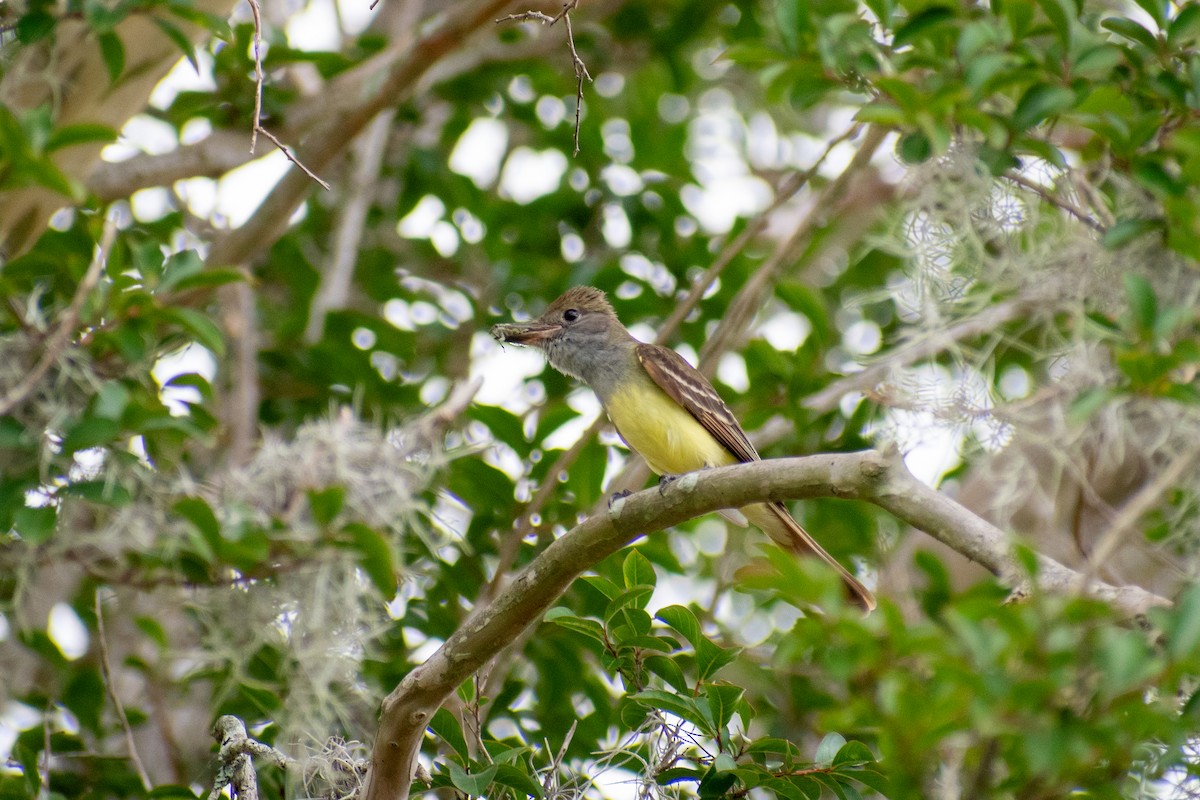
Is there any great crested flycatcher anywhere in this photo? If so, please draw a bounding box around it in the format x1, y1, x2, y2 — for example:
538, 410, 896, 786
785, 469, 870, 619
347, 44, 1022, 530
492, 286, 876, 611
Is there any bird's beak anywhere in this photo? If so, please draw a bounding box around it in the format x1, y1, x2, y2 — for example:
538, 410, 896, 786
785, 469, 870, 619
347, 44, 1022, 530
491, 321, 562, 347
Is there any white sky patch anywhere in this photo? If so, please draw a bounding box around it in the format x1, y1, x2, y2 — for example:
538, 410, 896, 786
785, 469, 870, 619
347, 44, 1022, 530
602, 203, 632, 248
499, 147, 567, 204
449, 118, 508, 188
843, 319, 882, 355
430, 220, 459, 257
215, 150, 291, 227
286, 0, 341, 50
103, 114, 179, 163
472, 332, 550, 409
397, 194, 446, 238
893, 410, 963, 485
48, 603, 88, 660
175, 176, 217, 219
717, 352, 749, 392
601, 164, 643, 195
536, 95, 566, 128
542, 388, 602, 450
561, 231, 585, 262
675, 342, 700, 369
680, 177, 771, 234
758, 310, 812, 351
149, 49, 217, 110
130, 187, 171, 223
337, 0, 377, 34
180, 117, 213, 145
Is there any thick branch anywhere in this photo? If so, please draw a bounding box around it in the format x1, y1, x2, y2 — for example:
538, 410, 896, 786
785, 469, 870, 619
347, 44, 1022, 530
206, 0, 512, 269
363, 447, 1168, 800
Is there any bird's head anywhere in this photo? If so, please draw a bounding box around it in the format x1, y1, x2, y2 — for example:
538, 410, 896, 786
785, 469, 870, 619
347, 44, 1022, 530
491, 286, 631, 381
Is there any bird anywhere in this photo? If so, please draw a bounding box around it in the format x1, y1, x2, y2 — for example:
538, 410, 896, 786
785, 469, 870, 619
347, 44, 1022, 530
491, 286, 875, 611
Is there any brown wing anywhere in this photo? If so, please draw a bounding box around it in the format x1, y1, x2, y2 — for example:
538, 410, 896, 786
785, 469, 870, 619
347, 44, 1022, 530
635, 343, 760, 464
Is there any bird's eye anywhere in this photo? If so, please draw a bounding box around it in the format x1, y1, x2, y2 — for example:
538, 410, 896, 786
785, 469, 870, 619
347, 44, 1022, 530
563, 308, 580, 322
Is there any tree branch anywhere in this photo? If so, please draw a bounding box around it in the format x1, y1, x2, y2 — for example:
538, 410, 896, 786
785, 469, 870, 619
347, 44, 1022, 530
363, 447, 1168, 800
206, 0, 513, 269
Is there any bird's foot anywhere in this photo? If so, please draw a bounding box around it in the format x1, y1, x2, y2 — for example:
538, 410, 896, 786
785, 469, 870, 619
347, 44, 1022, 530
657, 473, 680, 496
608, 489, 633, 509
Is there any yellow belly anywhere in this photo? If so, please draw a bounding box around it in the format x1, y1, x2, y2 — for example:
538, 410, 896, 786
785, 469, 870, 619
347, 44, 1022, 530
606, 378, 734, 475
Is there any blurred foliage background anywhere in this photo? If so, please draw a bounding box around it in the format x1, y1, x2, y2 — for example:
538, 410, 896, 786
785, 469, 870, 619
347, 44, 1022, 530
2, 0, 1200, 797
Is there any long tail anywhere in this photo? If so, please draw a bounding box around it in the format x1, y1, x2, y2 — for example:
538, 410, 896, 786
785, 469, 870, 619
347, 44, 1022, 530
742, 502, 876, 612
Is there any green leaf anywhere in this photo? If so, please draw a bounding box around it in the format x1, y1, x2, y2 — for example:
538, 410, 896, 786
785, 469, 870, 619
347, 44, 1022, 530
1101, 16, 1158, 50
1123, 272, 1157, 333
645, 655, 689, 692
160, 308, 226, 356
343, 523, 398, 597
815, 732, 847, 766
447, 762, 497, 797
581, 574, 622, 600
491, 764, 544, 799
154, 17, 199, 72
896, 131, 932, 164
622, 548, 656, 590
148, 785, 201, 799
892, 6, 956, 48
46, 123, 119, 152
98, 33, 125, 84
1034, 0, 1072, 48
846, 769, 891, 794
704, 683, 744, 730
605, 585, 654, 619
833, 740, 875, 768
1165, 584, 1200, 660
93, 381, 131, 421
159, 249, 205, 292
307, 486, 344, 526
60, 480, 133, 506
697, 640, 740, 681
544, 609, 606, 643
428, 707, 469, 760
630, 689, 713, 733
61, 416, 121, 454
173, 496, 220, 540
655, 605, 703, 649
14, 505, 57, 543
1168, 4, 1200, 48
1013, 83, 1076, 130
166, 268, 247, 293
1132, 0, 1167, 29
16, 11, 56, 43
1103, 217, 1162, 249
657, 767, 704, 786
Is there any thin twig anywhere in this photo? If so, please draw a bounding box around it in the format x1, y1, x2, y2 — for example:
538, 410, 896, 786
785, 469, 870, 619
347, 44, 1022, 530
248, 0, 264, 154
246, 0, 330, 189
1003, 171, 1106, 233
95, 592, 153, 791
39, 702, 51, 800
0, 218, 115, 417
256, 127, 332, 190
497, 1, 590, 156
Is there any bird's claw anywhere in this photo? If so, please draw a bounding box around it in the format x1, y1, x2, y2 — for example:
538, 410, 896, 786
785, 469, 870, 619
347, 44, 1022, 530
657, 474, 679, 496
608, 489, 633, 509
